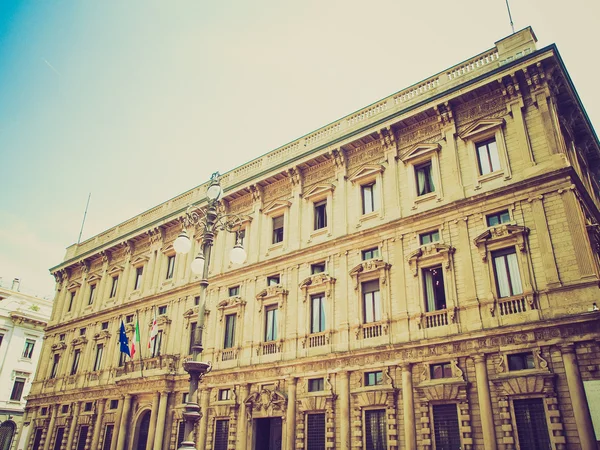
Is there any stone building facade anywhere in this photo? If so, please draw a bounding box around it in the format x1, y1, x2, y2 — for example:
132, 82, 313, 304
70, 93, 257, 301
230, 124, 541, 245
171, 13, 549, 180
26, 27, 600, 450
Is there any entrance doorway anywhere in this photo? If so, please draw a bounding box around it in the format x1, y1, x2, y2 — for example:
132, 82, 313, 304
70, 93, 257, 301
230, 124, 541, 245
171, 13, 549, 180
254, 418, 282, 450
135, 411, 151, 450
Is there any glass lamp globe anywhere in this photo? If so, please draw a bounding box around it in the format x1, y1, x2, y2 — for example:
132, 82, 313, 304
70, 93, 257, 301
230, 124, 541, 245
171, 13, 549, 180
191, 253, 205, 275
229, 244, 247, 265
206, 183, 223, 201
173, 230, 192, 254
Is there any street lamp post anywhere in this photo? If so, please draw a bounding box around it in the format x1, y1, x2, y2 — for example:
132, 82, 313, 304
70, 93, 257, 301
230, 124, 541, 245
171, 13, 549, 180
174, 172, 247, 450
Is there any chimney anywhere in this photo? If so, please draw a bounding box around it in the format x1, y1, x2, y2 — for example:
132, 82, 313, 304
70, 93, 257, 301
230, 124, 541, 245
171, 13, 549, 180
11, 278, 20, 292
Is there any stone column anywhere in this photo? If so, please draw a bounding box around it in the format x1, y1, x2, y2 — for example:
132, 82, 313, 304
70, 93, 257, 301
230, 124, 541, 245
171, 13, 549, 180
90, 400, 106, 450
197, 389, 210, 450
401, 363, 416, 450
286, 378, 297, 450
116, 394, 132, 450
338, 371, 350, 450
152, 392, 169, 450
42, 405, 58, 450
473, 355, 497, 450
236, 384, 250, 450
66, 402, 81, 450
561, 344, 596, 449
146, 392, 160, 450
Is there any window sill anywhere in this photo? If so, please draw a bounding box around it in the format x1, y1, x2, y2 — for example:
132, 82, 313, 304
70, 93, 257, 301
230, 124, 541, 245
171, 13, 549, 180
413, 192, 437, 205
475, 170, 507, 189
308, 228, 329, 242
359, 210, 379, 222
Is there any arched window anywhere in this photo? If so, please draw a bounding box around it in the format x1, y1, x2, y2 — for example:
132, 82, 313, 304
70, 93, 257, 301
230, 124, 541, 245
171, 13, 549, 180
0, 421, 16, 450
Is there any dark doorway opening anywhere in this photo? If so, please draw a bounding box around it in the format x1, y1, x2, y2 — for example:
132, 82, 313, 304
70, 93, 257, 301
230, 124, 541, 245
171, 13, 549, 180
254, 417, 282, 450
136, 411, 151, 450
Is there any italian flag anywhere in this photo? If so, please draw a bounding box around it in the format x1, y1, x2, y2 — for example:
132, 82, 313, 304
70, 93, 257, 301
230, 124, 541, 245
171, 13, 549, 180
130, 316, 140, 359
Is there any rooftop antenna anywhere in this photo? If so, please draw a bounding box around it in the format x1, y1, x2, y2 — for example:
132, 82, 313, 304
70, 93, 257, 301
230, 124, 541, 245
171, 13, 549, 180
77, 192, 92, 245
505, 0, 515, 34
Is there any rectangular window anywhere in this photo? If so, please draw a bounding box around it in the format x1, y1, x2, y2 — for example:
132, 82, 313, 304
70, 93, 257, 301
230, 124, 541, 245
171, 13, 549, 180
189, 322, 197, 354
213, 419, 229, 450
41, 407, 48, 416
419, 230, 440, 245
10, 377, 25, 401
166, 255, 176, 280
311, 263, 326, 274
194, 296, 201, 306
508, 352, 535, 371
362, 280, 381, 323
306, 413, 326, 450
430, 362, 453, 379
310, 295, 326, 333
50, 353, 60, 379
223, 314, 236, 349
71, 349, 81, 375
176, 422, 185, 449
101, 321, 109, 330
68, 291, 76, 312
265, 306, 278, 342
361, 182, 377, 214
158, 305, 167, 315
79, 328, 86, 336
109, 399, 118, 409
152, 330, 163, 357
218, 389, 231, 401
125, 315, 134, 323
307, 378, 324, 392
486, 209, 510, 227
423, 266, 446, 312
59, 333, 65, 341
134, 267, 143, 291
84, 402, 93, 412
109, 276, 119, 298
31, 429, 43, 450
61, 405, 69, 414
493, 248, 523, 298
272, 215, 284, 244
88, 284, 96, 305
476, 138, 501, 175
415, 162, 435, 196
314, 200, 327, 230
102, 425, 114, 450
513, 398, 552, 450
53, 427, 65, 450
432, 404, 461, 450
23, 339, 35, 358
267, 275, 280, 286
76, 425, 89, 450
364, 371, 383, 386
362, 247, 380, 260
182, 392, 189, 403
364, 409, 386, 450
93, 344, 104, 371
228, 286, 240, 297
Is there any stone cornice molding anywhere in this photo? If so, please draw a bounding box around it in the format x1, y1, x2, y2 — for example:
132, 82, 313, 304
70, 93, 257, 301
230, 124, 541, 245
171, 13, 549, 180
299, 274, 336, 302
217, 296, 246, 322
255, 286, 288, 311
349, 259, 391, 291
473, 225, 529, 262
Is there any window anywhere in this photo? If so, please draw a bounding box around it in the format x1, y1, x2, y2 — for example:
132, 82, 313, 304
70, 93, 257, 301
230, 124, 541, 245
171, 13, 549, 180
492, 248, 523, 298
166, 255, 176, 280
126, 315, 134, 323
314, 200, 327, 230
267, 275, 280, 286
59, 333, 65, 341
272, 215, 284, 244
419, 230, 440, 245
310, 295, 325, 333
22, 339, 35, 359
265, 306, 278, 342
361, 182, 377, 214
194, 296, 200, 306
189, 322, 197, 354
109, 276, 119, 298
508, 352, 535, 371
50, 354, 60, 379
364, 409, 386, 450
152, 330, 163, 357
476, 138, 501, 175
88, 284, 96, 305
362, 280, 381, 323
423, 265, 446, 312
307, 378, 324, 392
93, 344, 104, 371
54, 427, 66, 450
83, 402, 93, 412
364, 371, 383, 386
158, 305, 167, 315
362, 247, 380, 261
109, 399, 119, 409
68, 291, 76, 312
486, 209, 510, 227
102, 425, 114, 450
430, 362, 453, 379
76, 425, 89, 450
237, 229, 246, 246
134, 267, 143, 290
79, 328, 86, 336
432, 404, 461, 450
223, 314, 236, 349
228, 286, 240, 297
306, 413, 326, 450
0, 334, 3, 348
182, 392, 189, 403
71, 349, 81, 375
415, 162, 435, 196
61, 405, 69, 413
513, 398, 552, 450
176, 422, 185, 449
41, 407, 48, 415
101, 321, 109, 330
311, 263, 326, 274
218, 389, 231, 401
213, 419, 229, 450
10, 377, 25, 401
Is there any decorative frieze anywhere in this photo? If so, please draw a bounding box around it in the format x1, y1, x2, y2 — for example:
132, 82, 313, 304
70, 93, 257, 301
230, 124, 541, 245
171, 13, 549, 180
397, 116, 442, 150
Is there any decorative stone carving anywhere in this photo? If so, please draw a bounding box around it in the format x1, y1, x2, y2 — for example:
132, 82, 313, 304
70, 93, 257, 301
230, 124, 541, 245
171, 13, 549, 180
349, 259, 391, 291
93, 330, 111, 341
407, 243, 454, 277
244, 387, 287, 418
51, 342, 67, 351
217, 296, 246, 321
299, 274, 336, 302
473, 225, 529, 262
255, 286, 288, 311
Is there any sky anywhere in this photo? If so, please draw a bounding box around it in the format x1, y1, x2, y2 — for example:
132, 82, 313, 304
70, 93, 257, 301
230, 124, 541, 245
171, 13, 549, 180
0, 0, 599, 298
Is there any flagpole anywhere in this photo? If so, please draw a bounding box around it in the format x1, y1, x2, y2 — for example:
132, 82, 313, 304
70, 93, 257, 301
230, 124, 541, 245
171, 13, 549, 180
136, 310, 144, 378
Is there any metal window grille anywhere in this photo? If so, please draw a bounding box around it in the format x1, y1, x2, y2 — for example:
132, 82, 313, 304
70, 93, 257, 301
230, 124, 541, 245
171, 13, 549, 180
364, 409, 386, 450
76, 426, 89, 450
513, 398, 551, 450
102, 425, 113, 450
0, 421, 15, 450
177, 421, 185, 448
213, 419, 229, 450
52, 427, 65, 450
432, 404, 461, 450
306, 413, 325, 450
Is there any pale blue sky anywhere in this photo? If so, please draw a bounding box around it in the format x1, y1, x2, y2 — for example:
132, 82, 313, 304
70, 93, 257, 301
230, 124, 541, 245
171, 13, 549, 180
1, 0, 598, 297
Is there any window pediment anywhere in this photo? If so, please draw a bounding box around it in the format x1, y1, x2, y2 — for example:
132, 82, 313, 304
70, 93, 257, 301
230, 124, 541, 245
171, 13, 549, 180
262, 200, 291, 216
51, 342, 67, 351
71, 336, 88, 347
491, 372, 556, 396
299, 274, 336, 302
131, 255, 149, 267
416, 379, 468, 401
67, 281, 81, 291
108, 265, 124, 276
93, 330, 111, 341
399, 143, 441, 164
256, 286, 288, 311
473, 225, 529, 262
303, 183, 335, 201
217, 296, 246, 321
148, 315, 171, 327
458, 118, 505, 140
349, 259, 391, 290
348, 164, 385, 184
161, 244, 176, 255
244, 387, 287, 415
407, 243, 454, 277
87, 273, 101, 283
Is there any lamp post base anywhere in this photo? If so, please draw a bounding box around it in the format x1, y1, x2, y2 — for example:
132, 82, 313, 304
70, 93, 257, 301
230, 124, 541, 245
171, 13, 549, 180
177, 360, 212, 450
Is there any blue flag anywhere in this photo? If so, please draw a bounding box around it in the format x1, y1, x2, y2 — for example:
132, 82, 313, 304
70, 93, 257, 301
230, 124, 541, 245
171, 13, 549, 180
119, 320, 131, 356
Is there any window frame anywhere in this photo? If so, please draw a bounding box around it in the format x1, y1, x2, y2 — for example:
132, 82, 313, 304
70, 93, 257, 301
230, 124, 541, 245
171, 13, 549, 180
223, 313, 236, 349
507, 352, 536, 371
419, 230, 440, 245
10, 377, 26, 401
492, 247, 524, 299
486, 209, 511, 227
422, 265, 447, 312
476, 137, 502, 176
165, 254, 176, 280
22, 339, 35, 359
87, 283, 97, 305
400, 143, 443, 208
361, 247, 380, 261
313, 199, 328, 230
71, 349, 81, 375
309, 294, 326, 334
363, 408, 387, 450
310, 262, 326, 275
134, 266, 144, 291
361, 280, 382, 324
264, 305, 278, 342
307, 378, 324, 392
272, 215, 284, 245
430, 362, 453, 380
348, 164, 385, 224
50, 353, 60, 379
93, 343, 104, 372
364, 370, 383, 387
